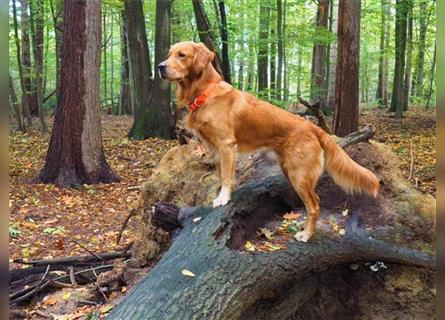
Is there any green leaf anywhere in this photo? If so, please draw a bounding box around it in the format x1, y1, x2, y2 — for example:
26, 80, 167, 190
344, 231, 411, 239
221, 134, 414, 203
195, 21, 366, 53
9, 225, 21, 238
43, 226, 65, 235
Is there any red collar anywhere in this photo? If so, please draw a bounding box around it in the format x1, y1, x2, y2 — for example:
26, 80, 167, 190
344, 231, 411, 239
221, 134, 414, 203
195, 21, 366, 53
187, 82, 218, 112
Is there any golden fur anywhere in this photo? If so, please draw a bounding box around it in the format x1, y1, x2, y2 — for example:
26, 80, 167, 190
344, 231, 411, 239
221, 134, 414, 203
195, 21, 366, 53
159, 41, 379, 242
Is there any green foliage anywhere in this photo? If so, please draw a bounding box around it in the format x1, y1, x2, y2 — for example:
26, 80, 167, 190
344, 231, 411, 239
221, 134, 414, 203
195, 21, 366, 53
8, 0, 436, 115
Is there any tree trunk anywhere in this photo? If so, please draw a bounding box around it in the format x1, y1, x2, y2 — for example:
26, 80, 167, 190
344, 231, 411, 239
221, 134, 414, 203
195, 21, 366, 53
191, 0, 225, 80
425, 43, 436, 109
269, 6, 277, 97
238, 0, 246, 91
103, 9, 107, 105
326, 0, 338, 110
29, 0, 48, 132
276, 0, 284, 100
375, 0, 387, 107
310, 0, 329, 109
382, 0, 390, 108
283, 0, 289, 103
218, 0, 231, 84
332, 0, 360, 137
49, 0, 63, 110
125, 0, 155, 140
389, 0, 409, 117
402, 4, 413, 111
19, 0, 38, 117
9, 73, 25, 132
110, 11, 114, 110
13, 0, 31, 127
247, 31, 255, 91
118, 13, 132, 116
296, 48, 302, 99
257, 1, 271, 98
38, 0, 119, 187
413, 1, 430, 97
142, 0, 175, 139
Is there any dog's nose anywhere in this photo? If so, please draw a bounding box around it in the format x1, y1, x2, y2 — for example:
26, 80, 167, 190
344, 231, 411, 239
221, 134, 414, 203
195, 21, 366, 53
158, 63, 166, 71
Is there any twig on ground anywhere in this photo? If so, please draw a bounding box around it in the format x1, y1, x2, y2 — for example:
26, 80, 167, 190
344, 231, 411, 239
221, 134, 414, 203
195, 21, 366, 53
73, 240, 107, 264
10, 265, 51, 304
69, 266, 78, 286
116, 209, 137, 245
408, 140, 414, 180
93, 268, 109, 303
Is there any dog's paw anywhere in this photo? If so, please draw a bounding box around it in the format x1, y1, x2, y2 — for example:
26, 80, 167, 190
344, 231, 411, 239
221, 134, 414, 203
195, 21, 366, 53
294, 230, 312, 243
212, 195, 230, 207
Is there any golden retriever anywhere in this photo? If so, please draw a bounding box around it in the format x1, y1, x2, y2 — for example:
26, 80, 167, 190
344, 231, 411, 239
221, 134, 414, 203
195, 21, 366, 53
158, 41, 379, 242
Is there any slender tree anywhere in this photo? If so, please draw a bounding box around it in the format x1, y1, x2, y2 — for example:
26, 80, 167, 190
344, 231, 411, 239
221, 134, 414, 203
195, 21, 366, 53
49, 0, 63, 108
144, 0, 175, 138
402, 3, 413, 111
12, 0, 32, 127
375, 0, 389, 107
118, 12, 132, 115
390, 0, 409, 117
247, 31, 255, 91
218, 1, 231, 84
425, 43, 436, 109
269, 6, 277, 96
326, 0, 338, 110
257, 1, 271, 98
19, 0, 38, 117
9, 73, 25, 132
413, 0, 432, 97
29, 0, 48, 132
276, 0, 284, 100
310, 0, 330, 109
192, 0, 226, 80
39, 0, 119, 186
332, 0, 361, 137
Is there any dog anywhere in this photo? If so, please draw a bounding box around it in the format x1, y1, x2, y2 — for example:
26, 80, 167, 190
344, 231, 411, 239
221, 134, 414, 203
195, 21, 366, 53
158, 41, 379, 242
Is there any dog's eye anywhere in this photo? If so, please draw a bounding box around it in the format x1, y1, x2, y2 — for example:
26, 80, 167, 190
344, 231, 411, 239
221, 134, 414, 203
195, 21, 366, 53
178, 52, 186, 58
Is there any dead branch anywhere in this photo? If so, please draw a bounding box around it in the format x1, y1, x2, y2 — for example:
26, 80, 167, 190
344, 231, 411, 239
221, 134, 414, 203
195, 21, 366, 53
116, 209, 137, 244
298, 96, 331, 134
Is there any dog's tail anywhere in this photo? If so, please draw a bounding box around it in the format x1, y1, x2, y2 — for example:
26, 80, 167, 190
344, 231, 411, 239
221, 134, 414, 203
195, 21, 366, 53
316, 128, 379, 197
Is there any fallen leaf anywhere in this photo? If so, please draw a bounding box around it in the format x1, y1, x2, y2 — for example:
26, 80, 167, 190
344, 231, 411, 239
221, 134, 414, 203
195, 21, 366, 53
181, 269, 196, 277
99, 304, 113, 314
244, 241, 255, 251
258, 227, 274, 240
342, 209, 349, 216
62, 291, 71, 300
283, 212, 301, 220
192, 217, 201, 223
338, 228, 346, 236
43, 295, 58, 305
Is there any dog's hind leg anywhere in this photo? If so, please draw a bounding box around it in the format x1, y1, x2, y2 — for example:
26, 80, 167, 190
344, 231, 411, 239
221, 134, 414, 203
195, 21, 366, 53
280, 144, 324, 242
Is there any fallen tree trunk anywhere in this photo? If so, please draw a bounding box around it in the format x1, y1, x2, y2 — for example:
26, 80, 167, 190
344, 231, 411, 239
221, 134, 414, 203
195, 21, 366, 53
111, 127, 435, 319
110, 175, 434, 319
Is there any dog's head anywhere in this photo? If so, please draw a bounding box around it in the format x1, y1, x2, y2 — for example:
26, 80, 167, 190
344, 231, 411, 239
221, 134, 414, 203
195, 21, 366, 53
158, 41, 215, 81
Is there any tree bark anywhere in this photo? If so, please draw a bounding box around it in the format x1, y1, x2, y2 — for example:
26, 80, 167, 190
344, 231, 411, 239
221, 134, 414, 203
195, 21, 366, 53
49, 0, 63, 110
310, 0, 329, 109
269, 6, 277, 96
38, 0, 119, 187
12, 0, 31, 127
413, 0, 431, 97
118, 12, 132, 116
425, 43, 436, 109
19, 0, 38, 117
143, 0, 175, 139
125, 0, 155, 140
257, 1, 271, 98
375, 0, 388, 107
191, 0, 225, 79
402, 4, 413, 111
332, 0, 360, 137
9, 73, 25, 132
218, 0, 231, 84
29, 0, 48, 132
276, 0, 284, 100
247, 31, 255, 91
389, 0, 409, 117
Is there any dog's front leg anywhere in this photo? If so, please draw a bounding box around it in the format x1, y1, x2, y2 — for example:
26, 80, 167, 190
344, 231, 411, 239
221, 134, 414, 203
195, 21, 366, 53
213, 142, 235, 207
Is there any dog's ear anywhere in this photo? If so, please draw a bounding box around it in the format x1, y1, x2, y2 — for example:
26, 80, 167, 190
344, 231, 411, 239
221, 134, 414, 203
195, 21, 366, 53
192, 43, 215, 74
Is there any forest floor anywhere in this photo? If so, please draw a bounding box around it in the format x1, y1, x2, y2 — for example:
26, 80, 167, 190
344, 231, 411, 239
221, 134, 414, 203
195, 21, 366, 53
9, 107, 435, 317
